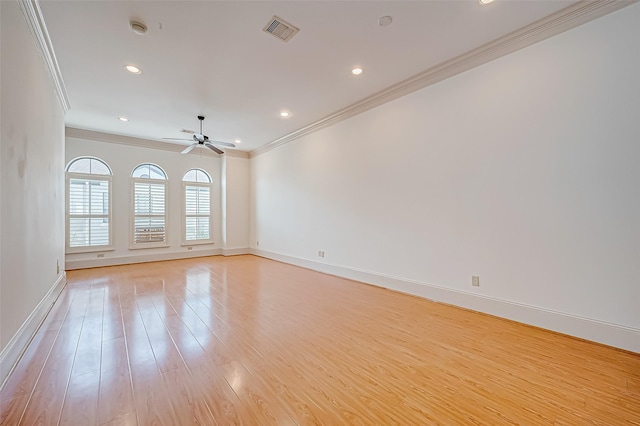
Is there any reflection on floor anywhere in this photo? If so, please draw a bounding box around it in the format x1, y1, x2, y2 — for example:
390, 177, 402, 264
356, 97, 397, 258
1, 255, 639, 424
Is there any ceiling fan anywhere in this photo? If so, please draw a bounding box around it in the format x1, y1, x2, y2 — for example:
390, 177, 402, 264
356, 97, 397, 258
163, 115, 235, 154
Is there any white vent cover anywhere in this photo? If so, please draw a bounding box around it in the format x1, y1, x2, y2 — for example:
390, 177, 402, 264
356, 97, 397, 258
263, 16, 299, 42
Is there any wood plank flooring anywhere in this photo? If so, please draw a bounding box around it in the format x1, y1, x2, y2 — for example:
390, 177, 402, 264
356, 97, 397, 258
1, 255, 639, 425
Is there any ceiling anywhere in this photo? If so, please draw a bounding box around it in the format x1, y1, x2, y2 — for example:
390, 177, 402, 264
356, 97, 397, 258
40, 0, 580, 153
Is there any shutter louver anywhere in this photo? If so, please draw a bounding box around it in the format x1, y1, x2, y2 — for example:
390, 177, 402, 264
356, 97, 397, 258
185, 185, 210, 241
68, 177, 110, 247
133, 181, 167, 244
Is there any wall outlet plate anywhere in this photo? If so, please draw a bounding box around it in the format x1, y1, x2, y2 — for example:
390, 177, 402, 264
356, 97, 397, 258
472, 276, 480, 286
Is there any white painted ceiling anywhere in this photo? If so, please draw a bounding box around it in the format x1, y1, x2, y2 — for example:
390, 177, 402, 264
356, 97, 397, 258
40, 0, 579, 152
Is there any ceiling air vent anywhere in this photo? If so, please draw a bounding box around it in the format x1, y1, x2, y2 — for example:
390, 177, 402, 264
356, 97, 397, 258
263, 15, 299, 42
181, 128, 195, 134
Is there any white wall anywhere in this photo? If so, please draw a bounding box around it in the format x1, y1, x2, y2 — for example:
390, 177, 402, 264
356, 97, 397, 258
222, 155, 250, 252
251, 5, 640, 350
65, 136, 225, 268
1, 0, 66, 364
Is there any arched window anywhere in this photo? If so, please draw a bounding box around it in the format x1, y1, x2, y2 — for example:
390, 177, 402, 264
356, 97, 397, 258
182, 169, 212, 243
131, 163, 168, 248
65, 157, 113, 252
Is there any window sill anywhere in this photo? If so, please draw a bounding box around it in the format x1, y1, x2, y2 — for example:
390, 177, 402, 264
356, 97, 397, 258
129, 243, 170, 250
181, 241, 215, 247
66, 246, 115, 255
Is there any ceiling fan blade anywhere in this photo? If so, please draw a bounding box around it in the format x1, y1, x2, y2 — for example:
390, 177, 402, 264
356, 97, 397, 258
208, 140, 236, 148
181, 143, 198, 154
204, 142, 224, 155
163, 137, 192, 141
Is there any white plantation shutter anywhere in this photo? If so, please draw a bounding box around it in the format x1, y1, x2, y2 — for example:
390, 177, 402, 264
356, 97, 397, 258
68, 178, 110, 247
131, 164, 168, 248
185, 185, 211, 241
66, 157, 112, 252
133, 181, 167, 244
182, 169, 212, 243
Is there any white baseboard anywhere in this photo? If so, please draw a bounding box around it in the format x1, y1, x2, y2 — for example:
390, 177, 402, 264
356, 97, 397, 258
65, 248, 223, 270
250, 248, 640, 353
0, 272, 67, 389
222, 247, 250, 256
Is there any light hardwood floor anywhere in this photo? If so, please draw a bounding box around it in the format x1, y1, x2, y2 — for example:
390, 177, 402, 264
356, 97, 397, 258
1, 255, 638, 425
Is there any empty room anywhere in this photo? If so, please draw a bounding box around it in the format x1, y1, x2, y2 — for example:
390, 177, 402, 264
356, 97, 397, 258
1, 0, 639, 424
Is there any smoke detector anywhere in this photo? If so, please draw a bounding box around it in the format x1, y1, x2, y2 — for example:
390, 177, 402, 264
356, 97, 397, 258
263, 16, 299, 42
378, 16, 392, 27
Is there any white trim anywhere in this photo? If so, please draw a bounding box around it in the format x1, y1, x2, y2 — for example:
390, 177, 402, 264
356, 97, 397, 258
65, 172, 113, 253
66, 246, 115, 255
0, 272, 67, 389
224, 150, 250, 159
65, 249, 222, 270
67, 128, 209, 155
222, 247, 250, 256
181, 241, 215, 247
250, 249, 640, 353
18, 0, 70, 112
65, 156, 113, 175
65, 128, 250, 157
250, 0, 636, 158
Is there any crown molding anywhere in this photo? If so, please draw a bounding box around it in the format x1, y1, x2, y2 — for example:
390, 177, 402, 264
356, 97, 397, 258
250, 0, 636, 158
66, 127, 215, 155
65, 127, 247, 157
224, 149, 250, 159
19, 0, 70, 112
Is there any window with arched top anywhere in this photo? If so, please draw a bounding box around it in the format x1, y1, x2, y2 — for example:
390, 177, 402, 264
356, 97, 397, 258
132, 163, 167, 180
182, 169, 213, 244
65, 157, 113, 252
131, 163, 168, 248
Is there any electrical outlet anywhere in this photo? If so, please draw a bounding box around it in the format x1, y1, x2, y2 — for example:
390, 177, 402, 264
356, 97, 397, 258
187, 246, 193, 251
97, 253, 105, 258
256, 241, 260, 246
472, 276, 480, 287
56, 259, 60, 275
318, 251, 325, 258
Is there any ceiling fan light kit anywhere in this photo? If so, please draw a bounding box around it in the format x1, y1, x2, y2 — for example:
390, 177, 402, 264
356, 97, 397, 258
162, 115, 236, 155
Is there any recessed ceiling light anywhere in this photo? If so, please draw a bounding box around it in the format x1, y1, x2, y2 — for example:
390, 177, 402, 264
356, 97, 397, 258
280, 111, 290, 117
378, 16, 392, 27
130, 21, 147, 35
352, 67, 363, 75
125, 65, 141, 74
117, 116, 129, 122
479, 0, 494, 4
234, 139, 242, 144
